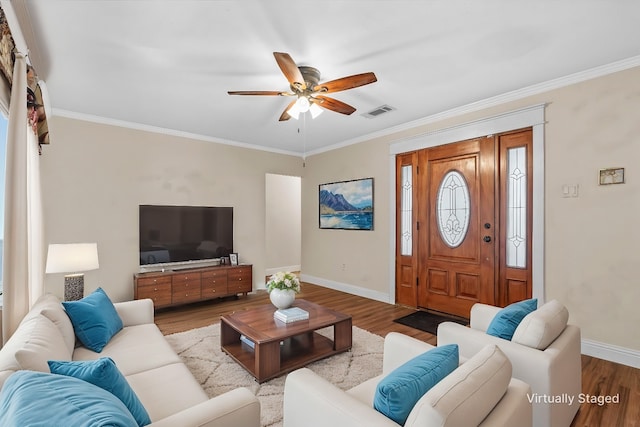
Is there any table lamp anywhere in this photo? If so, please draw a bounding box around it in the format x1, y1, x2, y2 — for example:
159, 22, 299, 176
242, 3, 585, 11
45, 243, 99, 301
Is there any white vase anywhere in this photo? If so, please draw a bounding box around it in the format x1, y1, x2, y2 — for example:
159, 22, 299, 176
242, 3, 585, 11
269, 288, 296, 309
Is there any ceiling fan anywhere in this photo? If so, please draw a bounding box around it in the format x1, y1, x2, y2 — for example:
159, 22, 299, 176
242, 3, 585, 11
228, 52, 377, 121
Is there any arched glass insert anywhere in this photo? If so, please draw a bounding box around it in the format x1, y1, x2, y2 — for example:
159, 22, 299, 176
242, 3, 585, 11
436, 170, 470, 248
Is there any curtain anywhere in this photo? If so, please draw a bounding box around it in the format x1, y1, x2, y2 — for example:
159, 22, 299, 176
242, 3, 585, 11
1, 53, 44, 345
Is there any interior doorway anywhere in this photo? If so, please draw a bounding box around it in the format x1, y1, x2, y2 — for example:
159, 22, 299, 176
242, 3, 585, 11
395, 129, 533, 318
265, 174, 302, 277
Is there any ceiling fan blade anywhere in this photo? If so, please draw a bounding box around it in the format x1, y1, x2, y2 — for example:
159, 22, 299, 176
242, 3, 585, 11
227, 90, 286, 96
313, 72, 377, 93
313, 95, 356, 115
278, 99, 297, 121
273, 52, 306, 90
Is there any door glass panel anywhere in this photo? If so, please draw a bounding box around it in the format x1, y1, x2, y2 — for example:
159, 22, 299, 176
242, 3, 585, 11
436, 170, 470, 248
400, 165, 412, 256
506, 146, 527, 268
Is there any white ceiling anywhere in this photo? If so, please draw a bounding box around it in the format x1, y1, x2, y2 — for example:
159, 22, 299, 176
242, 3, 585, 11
8, 0, 640, 156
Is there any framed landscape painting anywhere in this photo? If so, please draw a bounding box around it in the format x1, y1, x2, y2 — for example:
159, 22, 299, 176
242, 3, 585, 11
319, 178, 374, 230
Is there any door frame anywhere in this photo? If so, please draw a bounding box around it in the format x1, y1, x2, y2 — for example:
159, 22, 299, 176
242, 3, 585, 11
388, 104, 546, 304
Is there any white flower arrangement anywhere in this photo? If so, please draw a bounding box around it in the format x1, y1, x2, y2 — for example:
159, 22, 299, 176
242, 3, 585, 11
266, 271, 301, 293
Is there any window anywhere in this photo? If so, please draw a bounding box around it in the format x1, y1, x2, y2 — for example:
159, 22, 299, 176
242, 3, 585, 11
400, 165, 413, 256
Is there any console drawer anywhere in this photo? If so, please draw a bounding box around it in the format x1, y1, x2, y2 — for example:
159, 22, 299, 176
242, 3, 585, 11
136, 280, 172, 307
201, 270, 228, 297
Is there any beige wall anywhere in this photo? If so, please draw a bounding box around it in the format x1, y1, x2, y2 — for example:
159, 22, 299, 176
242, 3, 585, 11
39, 66, 640, 355
301, 139, 393, 301
40, 117, 303, 302
265, 174, 301, 275
302, 66, 640, 351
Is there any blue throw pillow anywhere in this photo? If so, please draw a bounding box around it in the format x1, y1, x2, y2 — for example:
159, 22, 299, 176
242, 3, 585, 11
486, 298, 538, 340
62, 287, 123, 352
0, 371, 138, 427
373, 344, 459, 425
48, 357, 151, 426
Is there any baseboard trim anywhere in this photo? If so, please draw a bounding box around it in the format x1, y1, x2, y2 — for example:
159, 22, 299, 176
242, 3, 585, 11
300, 276, 640, 369
582, 339, 640, 369
300, 274, 391, 304
265, 265, 301, 276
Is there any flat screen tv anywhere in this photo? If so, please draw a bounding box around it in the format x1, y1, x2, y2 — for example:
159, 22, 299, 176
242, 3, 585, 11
139, 205, 233, 267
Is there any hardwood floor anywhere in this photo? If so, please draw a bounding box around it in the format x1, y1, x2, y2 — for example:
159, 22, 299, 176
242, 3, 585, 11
154, 282, 638, 427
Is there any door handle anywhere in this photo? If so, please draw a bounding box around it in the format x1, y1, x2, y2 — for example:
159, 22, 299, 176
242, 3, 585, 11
483, 236, 492, 243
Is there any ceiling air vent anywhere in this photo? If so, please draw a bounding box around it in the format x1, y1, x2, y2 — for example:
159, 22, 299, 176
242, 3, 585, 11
362, 104, 396, 119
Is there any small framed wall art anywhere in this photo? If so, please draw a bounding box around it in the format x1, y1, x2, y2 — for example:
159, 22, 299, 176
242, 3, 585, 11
599, 167, 624, 185
319, 177, 374, 230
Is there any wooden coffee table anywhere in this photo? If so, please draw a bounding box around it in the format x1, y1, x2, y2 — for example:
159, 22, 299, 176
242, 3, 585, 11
220, 299, 352, 382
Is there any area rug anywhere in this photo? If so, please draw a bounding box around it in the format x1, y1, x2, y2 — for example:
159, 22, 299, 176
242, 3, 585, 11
393, 310, 468, 335
165, 323, 384, 427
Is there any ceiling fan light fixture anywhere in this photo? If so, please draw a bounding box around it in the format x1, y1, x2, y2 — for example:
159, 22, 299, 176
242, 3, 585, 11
309, 102, 323, 119
297, 96, 310, 112
287, 101, 301, 120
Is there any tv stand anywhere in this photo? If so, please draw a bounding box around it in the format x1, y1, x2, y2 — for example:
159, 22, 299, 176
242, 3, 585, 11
133, 264, 252, 309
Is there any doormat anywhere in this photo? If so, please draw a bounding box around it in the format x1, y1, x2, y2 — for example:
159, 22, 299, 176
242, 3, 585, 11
394, 310, 468, 335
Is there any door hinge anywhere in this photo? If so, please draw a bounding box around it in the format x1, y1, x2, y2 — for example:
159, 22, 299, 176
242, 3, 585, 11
416, 277, 419, 287
416, 166, 419, 174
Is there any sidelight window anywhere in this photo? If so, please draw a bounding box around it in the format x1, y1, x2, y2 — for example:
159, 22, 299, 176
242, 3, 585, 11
506, 147, 527, 267
400, 165, 412, 256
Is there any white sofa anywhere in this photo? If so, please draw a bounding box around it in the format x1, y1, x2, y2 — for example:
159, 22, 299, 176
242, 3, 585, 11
437, 301, 581, 427
0, 294, 260, 426
283, 332, 532, 427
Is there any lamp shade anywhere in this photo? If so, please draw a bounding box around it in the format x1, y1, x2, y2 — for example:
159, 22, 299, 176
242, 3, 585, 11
45, 243, 99, 274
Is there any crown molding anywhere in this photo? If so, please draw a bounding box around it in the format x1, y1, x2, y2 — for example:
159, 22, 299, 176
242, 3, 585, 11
307, 55, 640, 156
52, 108, 301, 158
54, 55, 640, 159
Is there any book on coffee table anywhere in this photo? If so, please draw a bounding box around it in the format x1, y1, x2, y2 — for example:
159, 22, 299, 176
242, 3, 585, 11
239, 334, 255, 349
274, 307, 309, 323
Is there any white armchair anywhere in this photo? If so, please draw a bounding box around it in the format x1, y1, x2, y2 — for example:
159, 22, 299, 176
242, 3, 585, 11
283, 332, 532, 427
437, 301, 581, 427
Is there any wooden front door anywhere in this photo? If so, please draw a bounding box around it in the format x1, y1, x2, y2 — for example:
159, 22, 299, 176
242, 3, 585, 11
395, 129, 533, 318
418, 137, 496, 318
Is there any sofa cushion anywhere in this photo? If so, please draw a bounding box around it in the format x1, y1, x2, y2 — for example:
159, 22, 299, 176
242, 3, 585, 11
72, 324, 183, 376
125, 362, 209, 421
512, 299, 569, 349
21, 293, 76, 354
63, 287, 123, 352
486, 298, 537, 340
406, 345, 512, 427
0, 371, 138, 427
373, 344, 458, 425
48, 357, 151, 426
3, 314, 71, 374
